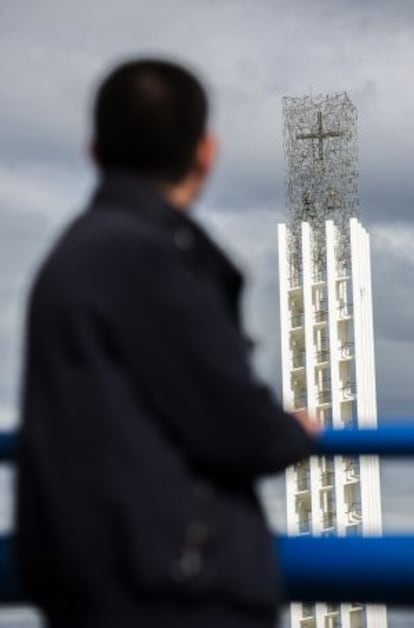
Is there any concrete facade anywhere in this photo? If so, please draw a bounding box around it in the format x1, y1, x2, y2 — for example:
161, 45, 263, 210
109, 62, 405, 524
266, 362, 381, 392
278, 218, 387, 628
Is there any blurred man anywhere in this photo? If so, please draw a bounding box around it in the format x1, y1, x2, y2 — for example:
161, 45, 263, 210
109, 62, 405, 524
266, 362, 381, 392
17, 59, 317, 628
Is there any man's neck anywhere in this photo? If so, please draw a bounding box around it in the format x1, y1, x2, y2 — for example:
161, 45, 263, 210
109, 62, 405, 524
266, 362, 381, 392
162, 178, 201, 213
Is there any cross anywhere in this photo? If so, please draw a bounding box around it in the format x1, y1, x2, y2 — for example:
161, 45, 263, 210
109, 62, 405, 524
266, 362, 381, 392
296, 110, 344, 160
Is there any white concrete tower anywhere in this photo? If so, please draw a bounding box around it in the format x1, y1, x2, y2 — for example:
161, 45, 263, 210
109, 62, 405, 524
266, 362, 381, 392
279, 94, 387, 628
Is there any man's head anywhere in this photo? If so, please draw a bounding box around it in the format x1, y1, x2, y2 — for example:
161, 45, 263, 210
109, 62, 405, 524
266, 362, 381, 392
92, 59, 217, 209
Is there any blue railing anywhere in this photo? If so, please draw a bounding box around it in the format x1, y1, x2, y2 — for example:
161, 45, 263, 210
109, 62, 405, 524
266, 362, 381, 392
315, 423, 414, 457
2, 424, 414, 605
278, 535, 414, 605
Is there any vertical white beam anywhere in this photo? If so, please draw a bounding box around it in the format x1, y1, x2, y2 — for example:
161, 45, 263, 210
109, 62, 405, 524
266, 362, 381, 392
326, 221, 347, 548
351, 219, 387, 627
301, 224, 320, 536
279, 224, 311, 626
302, 224, 326, 628
278, 224, 298, 537
326, 220, 341, 429
278, 224, 293, 411
302, 222, 316, 416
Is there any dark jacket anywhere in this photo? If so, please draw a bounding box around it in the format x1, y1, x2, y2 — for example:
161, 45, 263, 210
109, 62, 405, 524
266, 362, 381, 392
17, 172, 313, 628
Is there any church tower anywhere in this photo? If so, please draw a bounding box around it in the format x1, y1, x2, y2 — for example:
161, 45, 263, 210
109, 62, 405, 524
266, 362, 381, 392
278, 93, 387, 628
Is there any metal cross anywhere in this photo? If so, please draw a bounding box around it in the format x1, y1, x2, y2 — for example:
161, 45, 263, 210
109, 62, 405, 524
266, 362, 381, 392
296, 110, 344, 160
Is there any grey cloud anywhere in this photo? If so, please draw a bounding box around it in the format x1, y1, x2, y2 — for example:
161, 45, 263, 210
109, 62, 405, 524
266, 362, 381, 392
2, 0, 414, 221
371, 249, 414, 345
344, 252, 412, 414
375, 336, 414, 419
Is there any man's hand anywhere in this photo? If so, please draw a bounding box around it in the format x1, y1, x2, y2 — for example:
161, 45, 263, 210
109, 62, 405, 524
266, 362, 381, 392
292, 409, 323, 437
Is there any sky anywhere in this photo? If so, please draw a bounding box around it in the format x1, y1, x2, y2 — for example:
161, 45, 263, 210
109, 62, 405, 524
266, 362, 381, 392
0, 1, 414, 626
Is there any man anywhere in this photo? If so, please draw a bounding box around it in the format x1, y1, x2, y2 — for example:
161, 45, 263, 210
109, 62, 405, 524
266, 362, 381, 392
17, 59, 317, 628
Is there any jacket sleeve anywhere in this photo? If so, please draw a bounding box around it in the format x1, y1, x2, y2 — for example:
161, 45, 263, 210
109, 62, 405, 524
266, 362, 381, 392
104, 241, 315, 479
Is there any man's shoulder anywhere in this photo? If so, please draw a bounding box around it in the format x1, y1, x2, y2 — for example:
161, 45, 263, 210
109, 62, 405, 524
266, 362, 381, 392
30, 204, 188, 311
66, 202, 170, 254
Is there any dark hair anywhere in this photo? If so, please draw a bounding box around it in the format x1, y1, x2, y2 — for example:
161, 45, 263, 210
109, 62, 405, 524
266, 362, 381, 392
93, 59, 208, 184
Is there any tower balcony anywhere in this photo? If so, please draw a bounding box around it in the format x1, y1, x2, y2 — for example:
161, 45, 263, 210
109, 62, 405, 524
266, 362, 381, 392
340, 382, 356, 401
317, 390, 331, 406
298, 518, 312, 534
319, 376, 331, 388
289, 270, 303, 289
302, 604, 315, 620
314, 309, 328, 324
344, 459, 360, 483
292, 352, 306, 370
315, 349, 329, 365
338, 342, 354, 360
320, 470, 334, 487
312, 269, 327, 284
293, 394, 307, 410
293, 395, 307, 410
338, 303, 353, 319
291, 313, 304, 329
322, 514, 336, 531
297, 475, 311, 492
325, 605, 340, 626
347, 502, 362, 524
336, 265, 350, 279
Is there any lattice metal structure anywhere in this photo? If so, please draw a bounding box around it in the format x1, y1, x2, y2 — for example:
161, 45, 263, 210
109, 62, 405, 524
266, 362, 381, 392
283, 93, 358, 275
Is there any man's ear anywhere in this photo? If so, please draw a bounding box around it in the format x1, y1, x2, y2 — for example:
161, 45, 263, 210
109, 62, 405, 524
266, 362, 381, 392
195, 133, 219, 178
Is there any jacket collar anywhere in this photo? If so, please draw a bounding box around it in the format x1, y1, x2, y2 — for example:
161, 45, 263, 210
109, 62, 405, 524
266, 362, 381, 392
90, 170, 244, 316
91, 169, 179, 232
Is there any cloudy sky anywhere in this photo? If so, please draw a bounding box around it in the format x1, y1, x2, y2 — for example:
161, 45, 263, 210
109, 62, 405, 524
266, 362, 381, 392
1, 1, 414, 626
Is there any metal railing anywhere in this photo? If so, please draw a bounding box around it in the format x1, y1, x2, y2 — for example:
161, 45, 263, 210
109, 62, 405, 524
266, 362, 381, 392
277, 534, 414, 605
2, 424, 414, 604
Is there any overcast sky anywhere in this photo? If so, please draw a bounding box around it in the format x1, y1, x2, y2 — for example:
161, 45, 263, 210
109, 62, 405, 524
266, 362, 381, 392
1, 1, 414, 625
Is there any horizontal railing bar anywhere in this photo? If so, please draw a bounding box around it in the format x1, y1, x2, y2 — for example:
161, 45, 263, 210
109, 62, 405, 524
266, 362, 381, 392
315, 423, 414, 456
277, 535, 414, 605
1, 535, 414, 605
